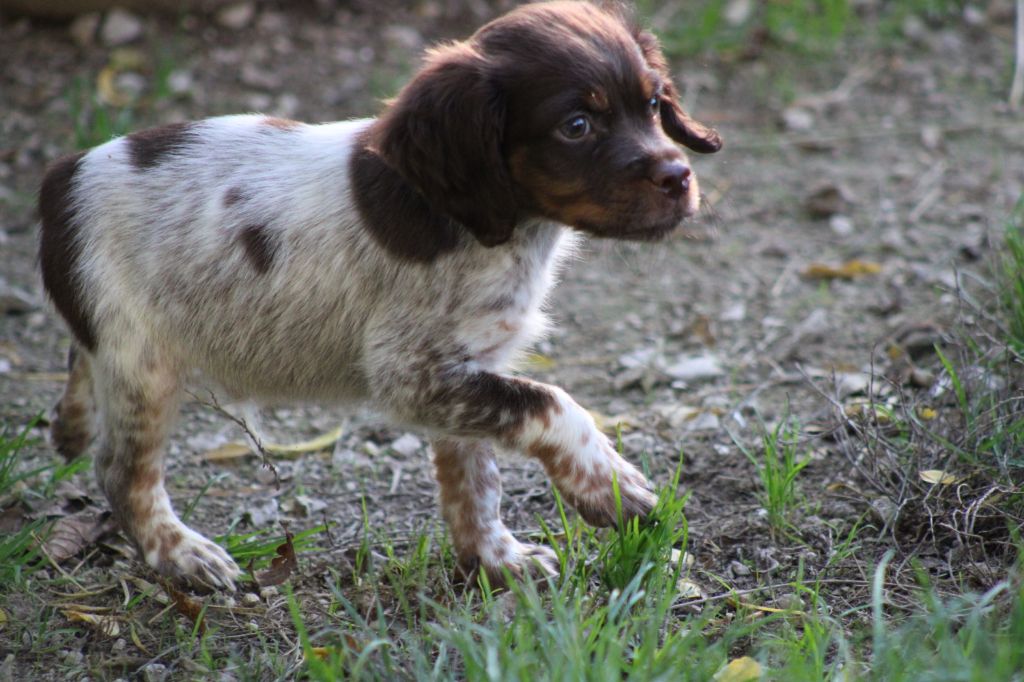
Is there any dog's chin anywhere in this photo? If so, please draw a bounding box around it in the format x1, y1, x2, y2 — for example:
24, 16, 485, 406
577, 209, 689, 242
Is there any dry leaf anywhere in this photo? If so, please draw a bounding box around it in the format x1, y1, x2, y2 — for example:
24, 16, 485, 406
41, 511, 115, 563
589, 411, 639, 434
675, 579, 705, 600
202, 442, 253, 462
163, 581, 206, 634
64, 608, 120, 637
0, 606, 7, 630
713, 656, 763, 682
265, 426, 344, 456
917, 406, 938, 420
517, 352, 557, 371
256, 531, 298, 587
802, 260, 882, 280
919, 469, 960, 485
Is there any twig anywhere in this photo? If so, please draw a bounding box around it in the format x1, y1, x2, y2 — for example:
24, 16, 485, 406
1011, 0, 1024, 109
185, 389, 280, 489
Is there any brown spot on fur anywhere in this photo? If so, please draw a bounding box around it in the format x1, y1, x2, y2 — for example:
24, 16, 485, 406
350, 127, 463, 262
238, 223, 278, 273
223, 187, 246, 207
39, 151, 97, 351
128, 122, 196, 169
580, 432, 589, 446
263, 117, 300, 130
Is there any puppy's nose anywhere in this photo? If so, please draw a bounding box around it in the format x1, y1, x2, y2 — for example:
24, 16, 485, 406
650, 159, 691, 199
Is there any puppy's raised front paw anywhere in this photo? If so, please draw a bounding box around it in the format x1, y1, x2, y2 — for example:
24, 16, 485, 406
142, 524, 241, 591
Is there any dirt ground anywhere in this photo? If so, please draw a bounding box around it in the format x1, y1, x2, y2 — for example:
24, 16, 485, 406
1, 0, 1023, 677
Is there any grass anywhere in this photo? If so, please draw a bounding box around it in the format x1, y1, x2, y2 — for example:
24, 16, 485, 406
733, 416, 811, 534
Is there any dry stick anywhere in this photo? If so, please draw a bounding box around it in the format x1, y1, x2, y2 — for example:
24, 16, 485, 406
1012, 0, 1024, 109
185, 389, 280, 489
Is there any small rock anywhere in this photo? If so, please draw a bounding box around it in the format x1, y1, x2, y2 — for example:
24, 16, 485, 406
69, 13, 101, 47
653, 403, 701, 429
114, 72, 147, 99
167, 69, 194, 96
685, 412, 720, 432
724, 0, 753, 26
390, 433, 421, 457
962, 4, 985, 27
242, 497, 278, 526
720, 301, 746, 322
829, 214, 854, 237
729, 560, 751, 577
920, 124, 942, 150
140, 663, 166, 682
241, 591, 261, 606
774, 593, 805, 610
804, 182, 851, 218
664, 353, 723, 382
382, 25, 423, 50
241, 63, 283, 90
216, 2, 256, 30
901, 14, 927, 42
259, 586, 279, 600
101, 9, 144, 47
781, 106, 814, 132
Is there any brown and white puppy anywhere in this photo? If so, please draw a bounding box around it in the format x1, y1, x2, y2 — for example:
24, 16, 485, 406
38, 1, 721, 590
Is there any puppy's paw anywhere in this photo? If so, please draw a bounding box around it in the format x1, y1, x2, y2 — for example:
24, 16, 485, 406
563, 457, 657, 529
459, 539, 560, 590
142, 523, 240, 591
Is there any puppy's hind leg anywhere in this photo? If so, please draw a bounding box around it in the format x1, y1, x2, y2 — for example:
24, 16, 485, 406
432, 437, 558, 588
49, 345, 96, 461
92, 351, 240, 590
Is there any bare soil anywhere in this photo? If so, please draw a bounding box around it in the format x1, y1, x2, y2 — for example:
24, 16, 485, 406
1, 1, 1022, 678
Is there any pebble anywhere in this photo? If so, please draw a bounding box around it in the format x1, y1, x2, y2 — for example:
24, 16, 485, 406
242, 591, 261, 606
829, 214, 854, 237
167, 69, 194, 96
69, 13, 101, 47
390, 433, 421, 457
101, 9, 144, 47
664, 353, 723, 382
216, 2, 256, 30
781, 106, 814, 132
140, 663, 166, 682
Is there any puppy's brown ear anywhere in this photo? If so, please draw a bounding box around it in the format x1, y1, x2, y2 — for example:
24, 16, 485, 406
635, 30, 723, 154
375, 44, 517, 247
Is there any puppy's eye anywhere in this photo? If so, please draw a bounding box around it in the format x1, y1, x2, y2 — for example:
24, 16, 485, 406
558, 115, 592, 140
648, 96, 660, 115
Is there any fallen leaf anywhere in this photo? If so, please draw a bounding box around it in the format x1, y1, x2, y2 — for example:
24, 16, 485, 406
162, 581, 205, 634
802, 260, 882, 280
675, 579, 705, 600
917, 406, 938, 420
64, 608, 120, 637
41, 511, 115, 563
265, 426, 344, 456
589, 410, 639, 434
713, 656, 763, 682
919, 469, 960, 485
256, 531, 298, 587
517, 352, 557, 371
202, 442, 253, 462
0, 606, 7, 630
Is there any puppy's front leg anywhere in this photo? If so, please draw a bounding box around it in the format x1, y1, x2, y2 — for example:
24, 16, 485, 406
433, 438, 559, 586
393, 371, 657, 529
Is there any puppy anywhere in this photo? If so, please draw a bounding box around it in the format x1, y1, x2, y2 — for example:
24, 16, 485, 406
38, 1, 721, 590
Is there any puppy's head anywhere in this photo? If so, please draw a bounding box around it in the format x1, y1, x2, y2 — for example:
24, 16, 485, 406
373, 0, 721, 246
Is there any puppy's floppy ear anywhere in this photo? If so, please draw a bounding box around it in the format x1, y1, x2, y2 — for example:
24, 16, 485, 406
374, 43, 517, 247
635, 30, 723, 154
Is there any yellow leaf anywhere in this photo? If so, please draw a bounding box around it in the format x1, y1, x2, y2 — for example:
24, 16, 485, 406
917, 407, 937, 421
308, 646, 332, 661
803, 259, 882, 280
0, 606, 7, 629
713, 656, 763, 682
919, 469, 959, 485
264, 425, 344, 456
96, 66, 131, 107
675, 579, 704, 600
518, 352, 557, 371
202, 442, 253, 461
589, 411, 638, 434
64, 608, 120, 637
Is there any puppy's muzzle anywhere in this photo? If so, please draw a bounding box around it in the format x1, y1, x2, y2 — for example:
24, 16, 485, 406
649, 158, 691, 200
